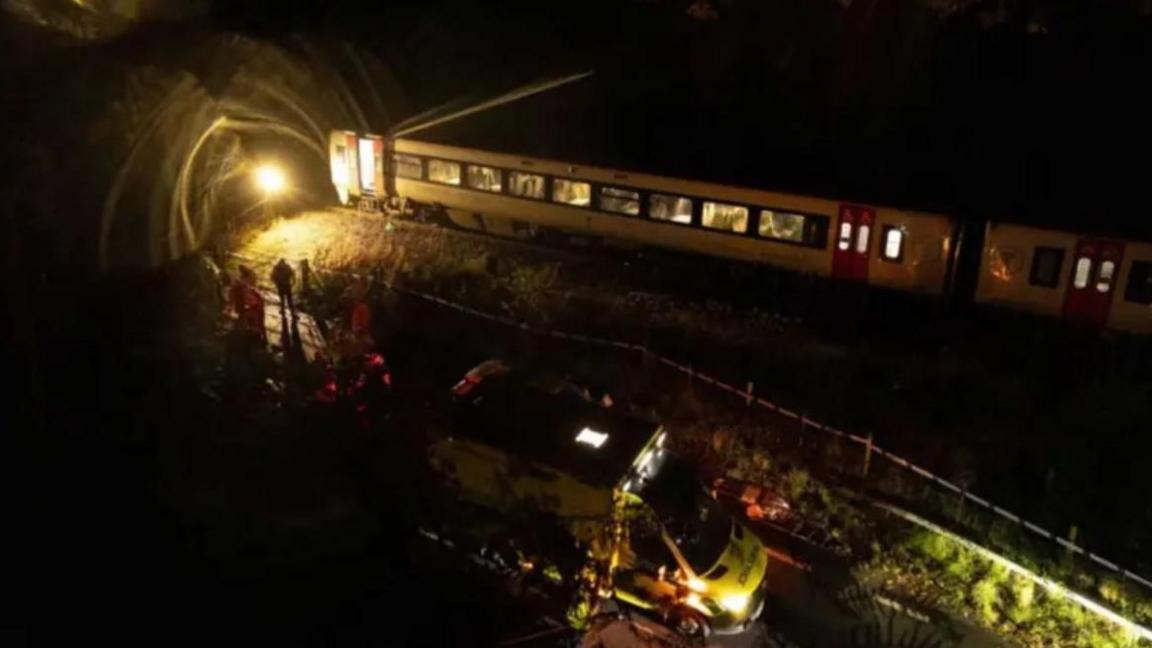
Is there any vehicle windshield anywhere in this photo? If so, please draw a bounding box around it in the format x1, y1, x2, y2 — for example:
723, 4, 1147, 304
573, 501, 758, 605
666, 495, 732, 575
634, 453, 733, 575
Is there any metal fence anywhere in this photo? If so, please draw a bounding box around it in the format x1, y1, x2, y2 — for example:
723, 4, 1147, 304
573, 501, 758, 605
229, 249, 1152, 595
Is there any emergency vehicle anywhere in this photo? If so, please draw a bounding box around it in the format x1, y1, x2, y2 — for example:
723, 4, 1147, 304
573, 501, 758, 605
428, 364, 771, 638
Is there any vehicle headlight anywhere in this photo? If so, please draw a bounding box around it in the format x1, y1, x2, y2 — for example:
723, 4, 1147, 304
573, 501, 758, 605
719, 593, 750, 613
685, 577, 707, 593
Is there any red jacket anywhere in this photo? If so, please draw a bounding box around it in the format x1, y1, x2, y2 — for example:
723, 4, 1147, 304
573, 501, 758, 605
230, 281, 266, 341
349, 301, 371, 336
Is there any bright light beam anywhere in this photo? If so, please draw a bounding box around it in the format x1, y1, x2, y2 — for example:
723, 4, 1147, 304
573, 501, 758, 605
576, 427, 608, 448
255, 164, 286, 195
393, 71, 593, 138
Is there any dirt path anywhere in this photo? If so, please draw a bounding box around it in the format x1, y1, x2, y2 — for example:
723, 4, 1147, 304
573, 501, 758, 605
228, 250, 328, 363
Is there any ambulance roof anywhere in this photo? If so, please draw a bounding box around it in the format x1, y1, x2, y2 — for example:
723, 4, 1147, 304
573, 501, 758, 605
451, 375, 660, 489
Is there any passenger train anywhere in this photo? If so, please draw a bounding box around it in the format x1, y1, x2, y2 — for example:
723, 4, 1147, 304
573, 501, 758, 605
329, 130, 1152, 335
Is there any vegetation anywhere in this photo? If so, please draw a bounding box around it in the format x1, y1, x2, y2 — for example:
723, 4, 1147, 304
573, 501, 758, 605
234, 210, 1152, 645
860, 530, 1150, 647
708, 411, 1152, 646
497, 262, 562, 323
666, 390, 1152, 646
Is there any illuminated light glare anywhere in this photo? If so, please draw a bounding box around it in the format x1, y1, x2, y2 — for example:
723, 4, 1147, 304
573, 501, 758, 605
255, 164, 286, 194
576, 427, 608, 448
621, 479, 633, 493
1073, 257, 1092, 289
331, 140, 351, 193
683, 593, 710, 615
358, 138, 376, 192
637, 449, 656, 473
884, 229, 904, 260
837, 223, 852, 251
685, 577, 707, 593
656, 432, 666, 448
1097, 260, 1116, 293
719, 593, 749, 613
856, 224, 871, 253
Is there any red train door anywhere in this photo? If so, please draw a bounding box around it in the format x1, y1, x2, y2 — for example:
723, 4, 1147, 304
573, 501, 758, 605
1063, 239, 1124, 327
832, 205, 874, 281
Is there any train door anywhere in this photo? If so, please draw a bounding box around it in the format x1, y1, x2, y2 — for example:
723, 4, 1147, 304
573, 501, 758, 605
357, 137, 379, 196
832, 205, 874, 281
1063, 239, 1124, 327
331, 140, 350, 204
344, 133, 359, 201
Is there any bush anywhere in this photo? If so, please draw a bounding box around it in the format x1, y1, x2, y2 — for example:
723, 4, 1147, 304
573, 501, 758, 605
912, 531, 955, 564
782, 467, 811, 501
1004, 575, 1036, 626
971, 574, 1001, 625
499, 262, 561, 322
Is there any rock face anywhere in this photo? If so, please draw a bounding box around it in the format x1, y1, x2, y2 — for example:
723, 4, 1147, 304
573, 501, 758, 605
2, 0, 211, 40
1, 28, 405, 274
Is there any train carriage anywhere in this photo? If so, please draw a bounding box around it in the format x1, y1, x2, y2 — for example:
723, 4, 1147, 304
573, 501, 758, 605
383, 138, 955, 296
326, 71, 1151, 334
976, 223, 1152, 334
329, 125, 1150, 335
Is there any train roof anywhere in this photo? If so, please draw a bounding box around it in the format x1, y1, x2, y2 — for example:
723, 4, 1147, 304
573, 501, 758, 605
451, 375, 660, 489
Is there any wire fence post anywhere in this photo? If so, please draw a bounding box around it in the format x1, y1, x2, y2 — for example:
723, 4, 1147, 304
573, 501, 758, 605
1065, 525, 1079, 565
862, 433, 874, 479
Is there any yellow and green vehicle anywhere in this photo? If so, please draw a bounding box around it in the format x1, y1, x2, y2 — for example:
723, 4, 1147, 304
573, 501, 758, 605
430, 364, 770, 637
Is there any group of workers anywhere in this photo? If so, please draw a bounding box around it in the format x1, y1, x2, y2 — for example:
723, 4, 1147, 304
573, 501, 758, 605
228, 258, 304, 344
226, 256, 387, 410
230, 257, 375, 346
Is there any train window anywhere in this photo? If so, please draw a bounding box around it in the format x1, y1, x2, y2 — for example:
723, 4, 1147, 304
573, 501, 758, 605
1125, 262, 1152, 304
552, 179, 591, 207
1072, 257, 1093, 289
509, 171, 546, 199
881, 226, 904, 262
466, 165, 502, 192
428, 159, 461, 185
600, 186, 640, 215
702, 202, 749, 233
649, 194, 693, 224
806, 217, 830, 249
392, 154, 422, 180
1096, 260, 1116, 293
758, 210, 805, 243
333, 145, 349, 185
837, 222, 852, 251
1028, 247, 1065, 288
855, 224, 871, 253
